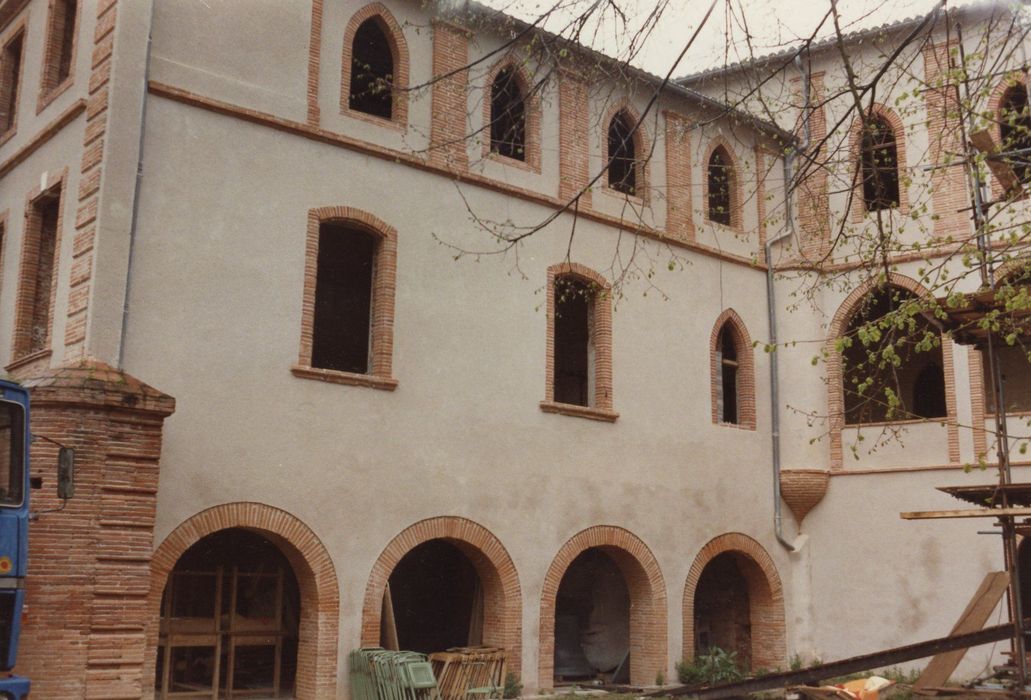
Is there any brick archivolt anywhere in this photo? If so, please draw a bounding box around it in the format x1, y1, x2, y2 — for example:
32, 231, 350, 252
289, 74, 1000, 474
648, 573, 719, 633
538, 525, 667, 687
147, 502, 340, 700
361, 516, 523, 674
682, 533, 786, 670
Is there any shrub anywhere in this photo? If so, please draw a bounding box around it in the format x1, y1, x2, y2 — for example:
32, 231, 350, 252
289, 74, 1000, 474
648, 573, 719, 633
676, 648, 745, 686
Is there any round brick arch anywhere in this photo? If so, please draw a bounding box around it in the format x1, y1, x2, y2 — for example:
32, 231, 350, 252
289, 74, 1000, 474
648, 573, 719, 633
682, 533, 785, 670
361, 517, 523, 674
539, 526, 667, 687
145, 503, 340, 700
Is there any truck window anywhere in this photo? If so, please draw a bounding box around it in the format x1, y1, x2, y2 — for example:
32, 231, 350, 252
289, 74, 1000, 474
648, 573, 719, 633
0, 402, 24, 507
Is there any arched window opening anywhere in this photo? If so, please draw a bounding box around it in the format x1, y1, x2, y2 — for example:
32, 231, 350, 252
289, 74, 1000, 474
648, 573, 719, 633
842, 286, 946, 424
1000, 84, 1031, 184
860, 116, 900, 211
381, 540, 483, 653
694, 552, 752, 671
155, 529, 301, 698
554, 276, 594, 407
707, 147, 732, 226
554, 549, 630, 684
490, 67, 526, 161
312, 222, 377, 374
350, 18, 394, 119
717, 325, 739, 424
607, 111, 637, 195
983, 265, 1031, 413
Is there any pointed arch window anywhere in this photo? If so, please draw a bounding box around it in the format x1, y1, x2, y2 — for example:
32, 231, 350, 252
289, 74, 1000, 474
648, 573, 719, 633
716, 325, 739, 423
607, 111, 637, 195
710, 312, 755, 429
490, 66, 526, 161
860, 116, 900, 211
707, 146, 733, 226
999, 84, 1031, 184
349, 18, 394, 119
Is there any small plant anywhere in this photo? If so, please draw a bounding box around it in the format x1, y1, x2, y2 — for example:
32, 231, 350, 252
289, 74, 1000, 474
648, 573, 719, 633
502, 671, 523, 699
676, 648, 745, 686
655, 670, 665, 686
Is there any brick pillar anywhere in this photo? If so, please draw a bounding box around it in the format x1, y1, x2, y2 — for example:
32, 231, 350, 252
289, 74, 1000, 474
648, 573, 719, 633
792, 71, 829, 262
923, 40, 970, 239
17, 361, 174, 699
664, 111, 694, 241
558, 70, 591, 207
429, 19, 469, 171
755, 146, 768, 260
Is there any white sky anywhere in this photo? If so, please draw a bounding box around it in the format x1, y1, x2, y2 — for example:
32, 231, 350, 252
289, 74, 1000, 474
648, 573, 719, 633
477, 0, 996, 77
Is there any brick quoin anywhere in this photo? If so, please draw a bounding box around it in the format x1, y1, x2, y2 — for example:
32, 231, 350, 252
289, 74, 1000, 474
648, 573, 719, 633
360, 516, 523, 675
146, 502, 340, 700
682, 533, 786, 670
538, 525, 667, 687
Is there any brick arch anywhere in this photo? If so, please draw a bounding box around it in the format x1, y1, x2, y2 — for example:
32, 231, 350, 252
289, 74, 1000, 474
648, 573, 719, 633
482, 54, 542, 171
702, 136, 743, 230
997, 254, 1031, 282
847, 103, 909, 218
340, 2, 410, 127
987, 75, 1029, 199
682, 532, 785, 670
825, 272, 958, 469
145, 503, 340, 700
361, 516, 523, 674
539, 526, 667, 686
602, 99, 651, 201
710, 308, 757, 430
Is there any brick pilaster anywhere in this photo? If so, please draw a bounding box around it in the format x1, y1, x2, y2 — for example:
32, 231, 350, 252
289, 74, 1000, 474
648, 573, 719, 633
664, 111, 694, 241
558, 70, 591, 207
429, 19, 469, 170
792, 71, 829, 262
923, 40, 970, 240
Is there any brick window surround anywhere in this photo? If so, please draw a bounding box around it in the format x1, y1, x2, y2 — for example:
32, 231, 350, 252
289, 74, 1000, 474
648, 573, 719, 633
538, 525, 667, 687
0, 16, 27, 146
481, 56, 542, 172
601, 100, 650, 203
825, 273, 959, 470
847, 104, 909, 221
710, 309, 756, 430
292, 206, 398, 390
682, 533, 786, 670
37, 0, 79, 113
541, 262, 618, 422
702, 138, 743, 230
988, 73, 1029, 201
9, 170, 66, 370
340, 3, 409, 129
360, 516, 523, 675
146, 503, 340, 700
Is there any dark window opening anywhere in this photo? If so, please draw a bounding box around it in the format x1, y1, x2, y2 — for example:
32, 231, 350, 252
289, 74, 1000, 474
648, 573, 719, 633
490, 67, 526, 160
554, 548, 630, 683
350, 18, 394, 119
43, 0, 76, 93
0, 401, 24, 508
717, 325, 739, 424
1000, 84, 1031, 185
155, 528, 300, 698
311, 223, 376, 374
607, 111, 637, 195
554, 276, 592, 407
0, 32, 23, 134
707, 147, 732, 226
694, 553, 752, 671
382, 539, 482, 654
860, 117, 900, 211
842, 286, 946, 424
28, 193, 60, 355
984, 268, 1031, 413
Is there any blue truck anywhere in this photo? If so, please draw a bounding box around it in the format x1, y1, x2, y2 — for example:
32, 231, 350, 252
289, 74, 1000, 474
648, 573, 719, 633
0, 379, 74, 699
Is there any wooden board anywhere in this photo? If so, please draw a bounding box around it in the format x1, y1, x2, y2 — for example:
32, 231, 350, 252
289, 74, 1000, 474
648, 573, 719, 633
914, 571, 1010, 689
969, 129, 1022, 195
901, 507, 1031, 520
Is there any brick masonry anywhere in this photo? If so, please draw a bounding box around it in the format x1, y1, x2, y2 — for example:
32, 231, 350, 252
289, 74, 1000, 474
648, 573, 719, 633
792, 71, 830, 262
922, 39, 970, 240
663, 111, 695, 241
682, 533, 786, 670
779, 469, 830, 524
558, 70, 591, 207
430, 19, 469, 170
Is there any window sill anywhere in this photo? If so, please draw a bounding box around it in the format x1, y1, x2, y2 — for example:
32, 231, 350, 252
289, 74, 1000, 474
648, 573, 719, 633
715, 420, 756, 431
539, 401, 618, 422
844, 416, 947, 428
0, 126, 15, 150
340, 107, 407, 132
37, 77, 74, 115
601, 186, 646, 206
704, 217, 742, 233
291, 364, 398, 391
5, 349, 52, 375
486, 150, 540, 174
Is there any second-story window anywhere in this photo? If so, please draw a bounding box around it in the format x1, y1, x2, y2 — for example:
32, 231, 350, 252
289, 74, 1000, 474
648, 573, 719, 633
0, 29, 24, 135
41, 0, 77, 97
716, 325, 739, 424
860, 116, 900, 211
707, 146, 733, 225
607, 110, 637, 194
13, 184, 62, 361
490, 67, 526, 160
349, 18, 394, 120
553, 276, 593, 407
999, 84, 1031, 184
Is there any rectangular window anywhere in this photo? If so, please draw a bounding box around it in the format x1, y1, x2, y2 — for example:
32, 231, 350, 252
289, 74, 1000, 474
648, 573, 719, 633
553, 277, 592, 407
13, 188, 61, 360
41, 0, 77, 96
0, 30, 24, 135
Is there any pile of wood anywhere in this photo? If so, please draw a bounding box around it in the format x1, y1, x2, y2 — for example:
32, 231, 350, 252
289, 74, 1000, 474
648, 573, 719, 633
429, 646, 507, 700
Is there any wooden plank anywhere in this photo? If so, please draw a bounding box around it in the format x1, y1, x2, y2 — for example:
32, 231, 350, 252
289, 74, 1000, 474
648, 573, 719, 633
381, 582, 399, 652
914, 571, 1010, 689
969, 129, 1022, 195
901, 507, 1031, 520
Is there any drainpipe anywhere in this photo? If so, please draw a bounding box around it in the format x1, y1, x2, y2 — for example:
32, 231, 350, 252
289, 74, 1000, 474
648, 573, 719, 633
116, 0, 156, 370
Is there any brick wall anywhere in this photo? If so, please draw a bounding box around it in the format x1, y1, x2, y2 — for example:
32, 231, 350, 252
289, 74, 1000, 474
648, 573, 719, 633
430, 19, 469, 170
664, 111, 695, 241
922, 40, 970, 240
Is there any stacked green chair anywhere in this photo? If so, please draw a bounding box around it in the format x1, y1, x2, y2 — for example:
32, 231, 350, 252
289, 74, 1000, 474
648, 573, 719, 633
350, 647, 442, 700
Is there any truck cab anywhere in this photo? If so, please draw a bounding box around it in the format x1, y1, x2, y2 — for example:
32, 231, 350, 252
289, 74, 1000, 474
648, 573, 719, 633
0, 381, 30, 700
